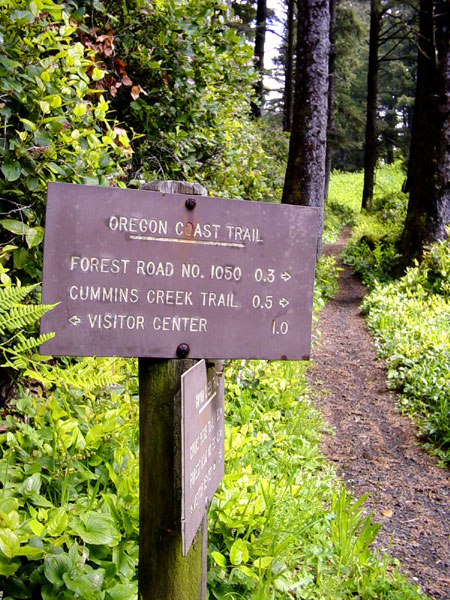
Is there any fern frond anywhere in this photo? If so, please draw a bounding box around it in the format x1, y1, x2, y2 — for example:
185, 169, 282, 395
0, 284, 38, 313
56, 358, 122, 389
10, 332, 55, 354
18, 355, 121, 391
1, 303, 57, 334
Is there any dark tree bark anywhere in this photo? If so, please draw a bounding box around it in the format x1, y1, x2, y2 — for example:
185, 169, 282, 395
282, 0, 295, 131
399, 0, 450, 267
282, 0, 330, 256
251, 0, 267, 118
362, 0, 381, 210
324, 0, 337, 201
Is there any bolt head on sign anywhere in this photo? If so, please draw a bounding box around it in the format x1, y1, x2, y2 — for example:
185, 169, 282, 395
40, 182, 319, 360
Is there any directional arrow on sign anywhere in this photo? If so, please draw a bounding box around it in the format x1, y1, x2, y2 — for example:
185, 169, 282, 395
281, 271, 292, 282
69, 315, 81, 326
279, 298, 290, 308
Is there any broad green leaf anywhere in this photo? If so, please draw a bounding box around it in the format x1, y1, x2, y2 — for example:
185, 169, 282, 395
46, 162, 67, 176
211, 551, 227, 567
25, 226, 44, 249
1, 161, 21, 182
0, 509, 19, 530
47, 508, 68, 537
63, 571, 97, 597
253, 556, 274, 569
10, 9, 34, 23
25, 176, 39, 191
0, 219, 27, 235
44, 553, 72, 586
39, 100, 50, 114
0, 498, 19, 514
48, 95, 62, 108
91, 67, 105, 81
0, 557, 19, 576
17, 545, 44, 557
19, 473, 41, 496
229, 538, 248, 566
29, 519, 46, 536
0, 529, 20, 558
0, 56, 21, 71
106, 583, 138, 600
73, 104, 86, 117
237, 564, 259, 580
70, 512, 121, 545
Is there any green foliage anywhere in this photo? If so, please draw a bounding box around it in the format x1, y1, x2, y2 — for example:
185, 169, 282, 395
328, 169, 365, 214
0, 260, 425, 598
208, 360, 426, 599
329, 164, 449, 460
361, 236, 450, 463
69, 0, 258, 192
341, 163, 407, 284
0, 282, 54, 377
313, 255, 341, 312
0, 0, 133, 282
323, 169, 362, 244
0, 357, 139, 599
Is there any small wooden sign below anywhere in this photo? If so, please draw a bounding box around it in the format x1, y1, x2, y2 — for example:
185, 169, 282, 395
181, 360, 225, 556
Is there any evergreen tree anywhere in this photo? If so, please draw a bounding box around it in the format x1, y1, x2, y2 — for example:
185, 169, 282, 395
399, 0, 450, 266
282, 0, 330, 255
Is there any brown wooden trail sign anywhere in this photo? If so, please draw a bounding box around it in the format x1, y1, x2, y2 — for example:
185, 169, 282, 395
40, 182, 318, 360
39, 181, 318, 600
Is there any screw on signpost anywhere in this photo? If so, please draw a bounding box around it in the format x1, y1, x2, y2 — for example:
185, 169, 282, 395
138, 180, 208, 600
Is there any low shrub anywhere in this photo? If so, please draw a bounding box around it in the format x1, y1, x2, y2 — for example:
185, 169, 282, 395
362, 238, 450, 463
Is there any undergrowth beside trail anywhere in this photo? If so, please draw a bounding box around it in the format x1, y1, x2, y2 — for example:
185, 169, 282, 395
208, 360, 425, 599
330, 163, 450, 464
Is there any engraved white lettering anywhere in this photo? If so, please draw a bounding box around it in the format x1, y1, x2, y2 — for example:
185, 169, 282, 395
109, 215, 168, 235
69, 286, 139, 303
70, 256, 130, 274
226, 225, 263, 243
146, 289, 193, 306
136, 260, 174, 276
152, 316, 207, 332
174, 221, 221, 239
181, 263, 201, 278
88, 313, 145, 330
200, 291, 238, 308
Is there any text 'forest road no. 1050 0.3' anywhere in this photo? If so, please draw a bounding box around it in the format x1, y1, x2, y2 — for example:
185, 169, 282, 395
40, 182, 319, 360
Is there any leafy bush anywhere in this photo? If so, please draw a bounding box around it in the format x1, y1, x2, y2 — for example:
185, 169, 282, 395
0, 356, 140, 599
0, 0, 132, 283
340, 163, 408, 285
314, 255, 342, 312
361, 238, 450, 463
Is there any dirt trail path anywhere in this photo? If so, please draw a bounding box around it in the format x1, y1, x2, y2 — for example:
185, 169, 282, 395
310, 229, 450, 599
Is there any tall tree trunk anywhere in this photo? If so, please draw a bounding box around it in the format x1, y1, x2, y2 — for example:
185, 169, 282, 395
324, 0, 337, 201
251, 0, 267, 118
283, 0, 295, 131
399, 0, 450, 267
282, 0, 330, 256
362, 0, 381, 210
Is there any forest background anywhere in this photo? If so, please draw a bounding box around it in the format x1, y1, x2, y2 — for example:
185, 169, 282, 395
0, 0, 449, 598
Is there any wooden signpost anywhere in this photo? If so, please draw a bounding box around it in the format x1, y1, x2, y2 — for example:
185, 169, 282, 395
40, 180, 318, 599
